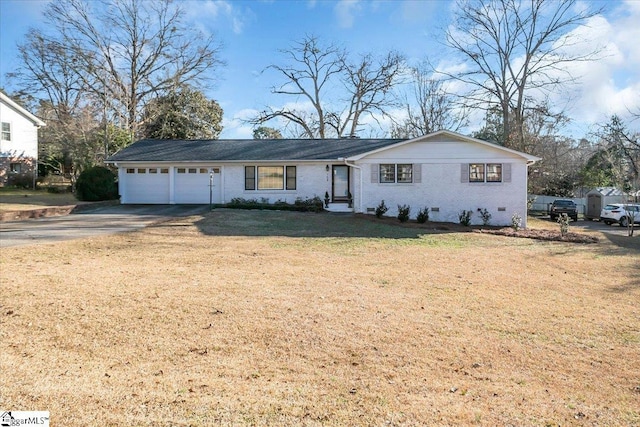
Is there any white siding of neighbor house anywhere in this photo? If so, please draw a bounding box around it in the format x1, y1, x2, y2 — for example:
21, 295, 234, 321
353, 136, 531, 226
0, 99, 39, 159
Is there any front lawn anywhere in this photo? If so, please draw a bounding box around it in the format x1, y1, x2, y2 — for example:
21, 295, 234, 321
1, 210, 638, 426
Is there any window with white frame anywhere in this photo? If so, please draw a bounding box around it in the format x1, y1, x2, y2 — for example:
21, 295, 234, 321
1, 122, 10, 141
380, 164, 413, 183
10, 162, 22, 173
245, 166, 296, 190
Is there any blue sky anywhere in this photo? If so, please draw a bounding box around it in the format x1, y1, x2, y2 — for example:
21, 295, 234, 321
1, 0, 638, 139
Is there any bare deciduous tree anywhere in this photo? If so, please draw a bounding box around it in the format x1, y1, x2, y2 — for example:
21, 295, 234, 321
23, 0, 223, 138
443, 0, 601, 151
392, 65, 467, 138
251, 35, 404, 138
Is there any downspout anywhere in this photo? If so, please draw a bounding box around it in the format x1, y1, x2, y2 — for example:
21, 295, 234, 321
525, 160, 536, 229
340, 157, 362, 213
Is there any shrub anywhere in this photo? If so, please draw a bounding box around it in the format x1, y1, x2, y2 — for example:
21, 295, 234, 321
225, 197, 323, 212
511, 212, 522, 231
458, 209, 472, 226
397, 204, 411, 223
477, 208, 491, 226
416, 207, 429, 223
75, 166, 118, 201
7, 173, 35, 189
557, 213, 570, 237
375, 200, 389, 218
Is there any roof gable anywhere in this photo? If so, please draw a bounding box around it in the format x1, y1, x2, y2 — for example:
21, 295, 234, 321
347, 130, 540, 163
0, 91, 46, 127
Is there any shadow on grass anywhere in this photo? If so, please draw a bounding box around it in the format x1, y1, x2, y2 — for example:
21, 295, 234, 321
192, 209, 471, 239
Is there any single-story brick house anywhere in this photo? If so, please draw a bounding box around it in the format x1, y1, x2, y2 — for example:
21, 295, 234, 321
105, 130, 540, 226
0, 91, 46, 187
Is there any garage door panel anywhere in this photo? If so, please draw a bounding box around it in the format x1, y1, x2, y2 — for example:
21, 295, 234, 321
123, 168, 170, 204
174, 167, 211, 204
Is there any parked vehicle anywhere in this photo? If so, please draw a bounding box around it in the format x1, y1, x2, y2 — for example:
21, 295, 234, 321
549, 199, 578, 221
600, 203, 640, 227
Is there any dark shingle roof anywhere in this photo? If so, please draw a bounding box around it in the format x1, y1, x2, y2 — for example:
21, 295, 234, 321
106, 138, 406, 162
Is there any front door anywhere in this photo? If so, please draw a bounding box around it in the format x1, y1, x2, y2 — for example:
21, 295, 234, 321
332, 165, 349, 201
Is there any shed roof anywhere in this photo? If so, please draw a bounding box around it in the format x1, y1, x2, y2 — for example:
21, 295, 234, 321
106, 137, 405, 162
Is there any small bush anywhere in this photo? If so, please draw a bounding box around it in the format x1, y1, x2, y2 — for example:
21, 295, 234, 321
459, 209, 472, 226
75, 166, 118, 201
397, 204, 410, 223
375, 200, 389, 218
416, 207, 429, 223
477, 208, 491, 226
7, 173, 35, 189
511, 212, 522, 231
557, 213, 570, 237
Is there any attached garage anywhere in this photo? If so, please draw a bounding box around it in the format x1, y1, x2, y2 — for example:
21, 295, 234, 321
121, 167, 170, 204
119, 165, 222, 204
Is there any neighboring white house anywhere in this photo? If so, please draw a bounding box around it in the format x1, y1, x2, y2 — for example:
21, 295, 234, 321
0, 91, 46, 187
106, 130, 540, 227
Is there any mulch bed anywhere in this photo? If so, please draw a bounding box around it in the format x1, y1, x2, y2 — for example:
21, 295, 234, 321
354, 214, 599, 244
475, 227, 599, 244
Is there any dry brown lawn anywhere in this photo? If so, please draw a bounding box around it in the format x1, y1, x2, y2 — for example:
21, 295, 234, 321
1, 209, 639, 426
0, 188, 79, 213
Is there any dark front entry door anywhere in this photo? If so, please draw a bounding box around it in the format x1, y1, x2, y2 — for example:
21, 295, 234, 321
332, 165, 349, 201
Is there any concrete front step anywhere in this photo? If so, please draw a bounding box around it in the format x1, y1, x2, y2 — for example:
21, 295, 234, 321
325, 203, 353, 213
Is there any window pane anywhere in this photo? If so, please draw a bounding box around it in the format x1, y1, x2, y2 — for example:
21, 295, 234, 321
486, 163, 502, 182
469, 164, 485, 182
258, 166, 284, 190
177, 168, 186, 173
380, 164, 395, 183
397, 164, 413, 183
245, 166, 256, 190
2, 122, 11, 141
160, 168, 169, 174
286, 166, 296, 190
137, 168, 146, 174
188, 168, 197, 174
149, 168, 158, 174
199, 168, 208, 174
10, 163, 22, 173
126, 168, 135, 174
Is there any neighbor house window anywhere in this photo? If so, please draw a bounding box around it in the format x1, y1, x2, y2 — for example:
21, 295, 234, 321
244, 166, 297, 191
380, 164, 413, 183
10, 162, 22, 173
1, 122, 10, 141
469, 163, 502, 183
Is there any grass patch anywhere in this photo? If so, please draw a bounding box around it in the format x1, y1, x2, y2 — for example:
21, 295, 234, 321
0, 188, 78, 212
1, 210, 639, 426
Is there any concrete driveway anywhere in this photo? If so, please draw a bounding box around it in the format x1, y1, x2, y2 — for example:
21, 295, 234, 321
0, 205, 209, 248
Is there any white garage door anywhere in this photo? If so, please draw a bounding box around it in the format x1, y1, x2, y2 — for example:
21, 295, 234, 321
123, 167, 170, 204
174, 167, 221, 204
